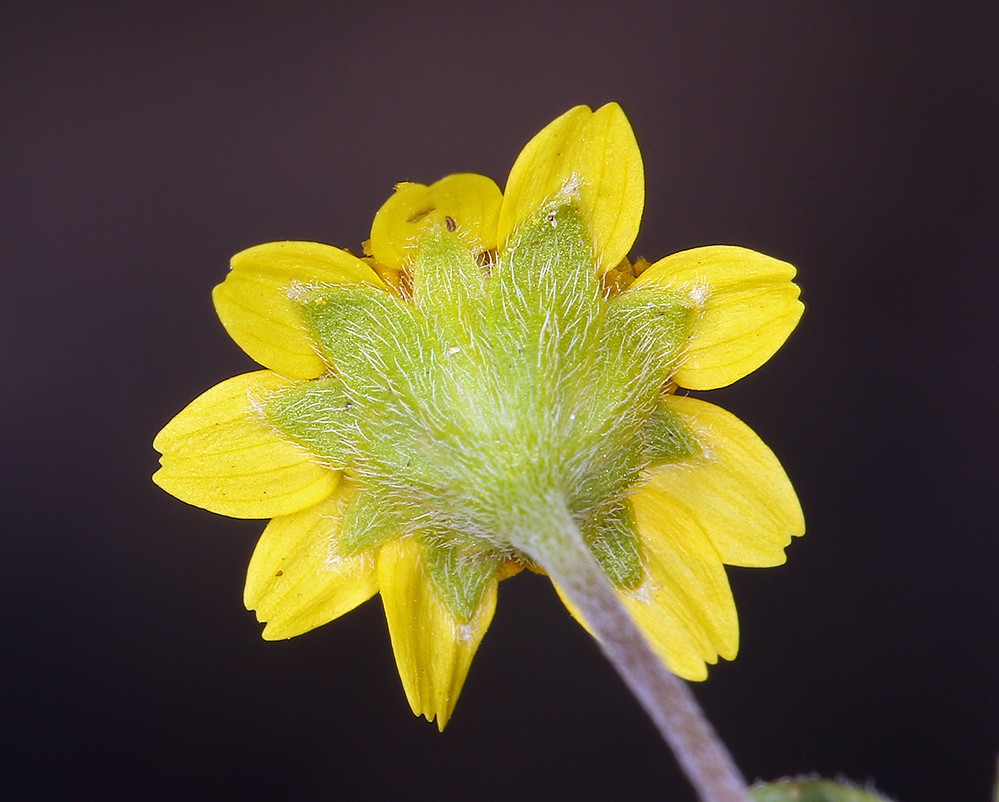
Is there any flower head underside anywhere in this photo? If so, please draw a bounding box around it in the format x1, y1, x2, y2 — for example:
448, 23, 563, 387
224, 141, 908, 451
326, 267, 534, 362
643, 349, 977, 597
153, 104, 804, 729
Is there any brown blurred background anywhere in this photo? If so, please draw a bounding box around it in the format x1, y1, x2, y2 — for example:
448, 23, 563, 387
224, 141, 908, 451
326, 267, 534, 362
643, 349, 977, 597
2, 1, 997, 800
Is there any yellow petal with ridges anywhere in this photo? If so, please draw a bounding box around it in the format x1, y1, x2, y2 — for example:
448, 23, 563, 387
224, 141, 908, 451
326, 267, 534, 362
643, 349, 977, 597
244, 481, 380, 640
378, 536, 497, 731
551, 496, 736, 681
629, 489, 739, 671
497, 103, 644, 273
213, 241, 386, 379
369, 174, 503, 271
643, 395, 805, 567
152, 371, 337, 518
632, 245, 802, 389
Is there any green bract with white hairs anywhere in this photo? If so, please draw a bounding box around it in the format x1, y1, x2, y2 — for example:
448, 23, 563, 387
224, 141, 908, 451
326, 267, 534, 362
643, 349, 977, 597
266, 197, 697, 620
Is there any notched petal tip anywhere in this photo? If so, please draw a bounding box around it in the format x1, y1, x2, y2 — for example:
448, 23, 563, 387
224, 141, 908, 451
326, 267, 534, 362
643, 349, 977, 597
645, 395, 805, 568
213, 241, 387, 380
378, 537, 498, 730
634, 245, 803, 389
152, 370, 337, 518
498, 102, 644, 273
244, 483, 379, 640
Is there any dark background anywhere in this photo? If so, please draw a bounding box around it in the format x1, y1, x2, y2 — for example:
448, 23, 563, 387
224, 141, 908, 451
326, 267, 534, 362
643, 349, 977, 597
3, 1, 997, 800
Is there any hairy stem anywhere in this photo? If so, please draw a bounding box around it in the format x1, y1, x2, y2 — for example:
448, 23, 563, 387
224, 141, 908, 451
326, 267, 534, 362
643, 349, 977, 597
508, 495, 752, 802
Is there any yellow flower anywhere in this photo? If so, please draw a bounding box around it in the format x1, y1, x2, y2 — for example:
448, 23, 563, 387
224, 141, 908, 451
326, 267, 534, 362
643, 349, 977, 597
153, 103, 804, 730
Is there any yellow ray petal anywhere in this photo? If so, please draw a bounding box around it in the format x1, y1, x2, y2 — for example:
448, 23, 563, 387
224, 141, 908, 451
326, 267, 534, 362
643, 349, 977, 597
244, 481, 380, 640
377, 537, 498, 730
368, 174, 503, 272
632, 245, 803, 389
551, 496, 736, 681
497, 103, 644, 273
213, 241, 386, 379
152, 371, 337, 518
643, 395, 805, 567
628, 489, 739, 671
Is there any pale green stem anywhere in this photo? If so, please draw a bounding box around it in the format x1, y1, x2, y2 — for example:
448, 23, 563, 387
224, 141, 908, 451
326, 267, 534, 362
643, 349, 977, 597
507, 494, 752, 802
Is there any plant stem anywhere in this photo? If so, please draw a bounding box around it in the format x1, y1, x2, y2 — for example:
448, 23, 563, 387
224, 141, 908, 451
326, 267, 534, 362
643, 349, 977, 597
508, 495, 752, 802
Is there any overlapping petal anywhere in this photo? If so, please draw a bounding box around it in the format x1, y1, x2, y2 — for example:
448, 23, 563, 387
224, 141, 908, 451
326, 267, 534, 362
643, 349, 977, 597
213, 242, 386, 379
642, 396, 804, 567
153, 371, 338, 518
498, 103, 644, 273
377, 536, 498, 730
627, 488, 739, 677
244, 481, 380, 640
368, 174, 503, 271
552, 494, 737, 681
632, 245, 802, 389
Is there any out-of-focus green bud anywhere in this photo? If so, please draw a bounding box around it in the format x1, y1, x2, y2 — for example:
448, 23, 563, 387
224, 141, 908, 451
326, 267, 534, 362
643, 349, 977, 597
751, 778, 894, 802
